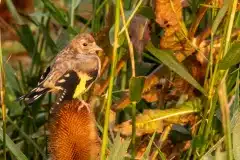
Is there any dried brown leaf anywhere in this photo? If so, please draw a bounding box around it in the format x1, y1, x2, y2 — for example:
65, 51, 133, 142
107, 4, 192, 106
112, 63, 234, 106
129, 15, 150, 61
155, 0, 182, 29
155, 0, 196, 62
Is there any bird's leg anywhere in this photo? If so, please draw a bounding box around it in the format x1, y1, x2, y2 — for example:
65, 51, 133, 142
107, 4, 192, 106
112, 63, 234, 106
77, 95, 90, 113
78, 100, 91, 113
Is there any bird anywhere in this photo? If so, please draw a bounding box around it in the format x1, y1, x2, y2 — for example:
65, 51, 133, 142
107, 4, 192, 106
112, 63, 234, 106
17, 33, 102, 108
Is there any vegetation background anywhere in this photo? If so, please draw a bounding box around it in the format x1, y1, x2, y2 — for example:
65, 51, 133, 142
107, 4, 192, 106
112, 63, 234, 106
0, 0, 240, 159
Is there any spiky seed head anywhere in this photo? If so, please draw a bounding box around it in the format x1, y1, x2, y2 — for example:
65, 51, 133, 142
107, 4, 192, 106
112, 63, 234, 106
70, 33, 103, 55
49, 99, 100, 160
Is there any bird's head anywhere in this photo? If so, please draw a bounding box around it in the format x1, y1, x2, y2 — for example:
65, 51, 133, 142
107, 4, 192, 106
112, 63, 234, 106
71, 33, 103, 55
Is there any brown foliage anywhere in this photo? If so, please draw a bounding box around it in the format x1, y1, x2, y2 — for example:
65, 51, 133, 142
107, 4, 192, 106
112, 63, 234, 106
155, 0, 182, 30
0, 0, 34, 23
155, 0, 195, 62
48, 100, 100, 160
129, 15, 151, 61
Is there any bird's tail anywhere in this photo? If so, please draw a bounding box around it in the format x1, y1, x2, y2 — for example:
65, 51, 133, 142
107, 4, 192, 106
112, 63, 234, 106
16, 85, 50, 105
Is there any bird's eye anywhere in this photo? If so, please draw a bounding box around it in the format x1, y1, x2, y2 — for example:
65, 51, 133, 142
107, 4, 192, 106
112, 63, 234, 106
83, 43, 88, 46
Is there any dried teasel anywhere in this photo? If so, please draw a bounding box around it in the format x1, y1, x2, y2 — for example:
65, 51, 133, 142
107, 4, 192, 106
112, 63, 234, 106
48, 100, 100, 160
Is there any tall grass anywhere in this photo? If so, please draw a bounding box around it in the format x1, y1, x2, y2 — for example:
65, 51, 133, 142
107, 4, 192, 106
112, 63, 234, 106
100, 0, 120, 159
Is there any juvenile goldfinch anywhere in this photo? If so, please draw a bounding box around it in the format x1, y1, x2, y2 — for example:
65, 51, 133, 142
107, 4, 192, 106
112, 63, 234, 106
17, 33, 102, 106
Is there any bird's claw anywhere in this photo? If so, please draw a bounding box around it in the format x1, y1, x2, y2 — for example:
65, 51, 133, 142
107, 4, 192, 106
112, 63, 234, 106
78, 100, 91, 113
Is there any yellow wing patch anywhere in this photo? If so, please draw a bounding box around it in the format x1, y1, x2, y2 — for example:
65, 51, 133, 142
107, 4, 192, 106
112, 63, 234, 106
73, 72, 92, 98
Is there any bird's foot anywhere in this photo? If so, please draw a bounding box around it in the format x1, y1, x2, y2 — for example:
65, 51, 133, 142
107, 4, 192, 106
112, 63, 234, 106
78, 100, 91, 113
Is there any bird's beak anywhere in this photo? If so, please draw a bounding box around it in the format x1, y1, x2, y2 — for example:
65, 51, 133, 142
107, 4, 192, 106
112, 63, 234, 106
94, 44, 103, 52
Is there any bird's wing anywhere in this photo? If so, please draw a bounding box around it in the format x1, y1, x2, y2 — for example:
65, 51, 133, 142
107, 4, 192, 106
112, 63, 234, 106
38, 66, 51, 85
16, 66, 52, 104
54, 70, 80, 105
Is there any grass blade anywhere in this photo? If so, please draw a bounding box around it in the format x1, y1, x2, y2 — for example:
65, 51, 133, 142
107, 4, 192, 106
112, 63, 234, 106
101, 0, 120, 159
5, 0, 23, 24
219, 42, 240, 70
141, 132, 156, 160
0, 25, 7, 160
0, 128, 28, 160
41, 0, 68, 26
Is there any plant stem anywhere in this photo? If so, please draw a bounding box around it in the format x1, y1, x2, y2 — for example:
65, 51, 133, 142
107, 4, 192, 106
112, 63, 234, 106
120, 1, 137, 158
70, 0, 76, 27
218, 79, 233, 160
197, 0, 237, 158
131, 102, 136, 159
119, 0, 135, 77
222, 0, 237, 58
118, 0, 144, 36
100, 0, 120, 159
121, 64, 127, 90
5, 0, 23, 24
0, 28, 7, 160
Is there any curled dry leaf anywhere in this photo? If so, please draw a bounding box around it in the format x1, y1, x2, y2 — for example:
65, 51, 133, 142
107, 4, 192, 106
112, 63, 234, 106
155, 0, 195, 62
114, 98, 201, 136
155, 0, 182, 29
129, 15, 150, 61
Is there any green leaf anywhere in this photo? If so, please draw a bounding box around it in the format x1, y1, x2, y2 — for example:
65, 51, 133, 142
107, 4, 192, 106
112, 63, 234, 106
72, 0, 82, 9
0, 128, 28, 160
29, 11, 49, 25
233, 114, 240, 160
114, 98, 202, 136
136, 98, 201, 126
129, 76, 145, 102
232, 113, 240, 159
141, 132, 156, 160
138, 6, 155, 19
212, 1, 229, 35
231, 70, 239, 125
202, 147, 227, 160
109, 10, 132, 47
232, 71, 240, 160
108, 133, 131, 160
202, 137, 225, 159
215, 148, 227, 160
146, 42, 206, 95
41, 25, 59, 55
5, 0, 23, 24
109, 26, 126, 47
219, 42, 240, 69
16, 25, 37, 58
56, 29, 71, 51
5, 63, 22, 115
41, 0, 68, 26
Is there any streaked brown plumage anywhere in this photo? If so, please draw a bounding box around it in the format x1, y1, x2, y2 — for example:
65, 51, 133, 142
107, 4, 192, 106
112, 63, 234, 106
17, 33, 102, 105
